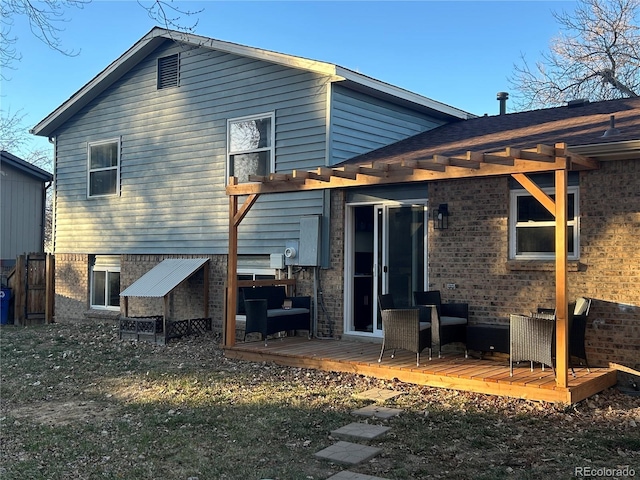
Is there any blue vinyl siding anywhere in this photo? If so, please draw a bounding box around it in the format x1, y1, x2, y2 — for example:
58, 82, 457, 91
330, 85, 445, 164
53, 41, 327, 255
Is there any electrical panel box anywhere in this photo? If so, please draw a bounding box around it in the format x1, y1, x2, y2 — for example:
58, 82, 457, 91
270, 253, 285, 270
298, 215, 321, 266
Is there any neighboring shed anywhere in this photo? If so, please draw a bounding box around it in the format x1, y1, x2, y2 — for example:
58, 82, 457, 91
0, 151, 53, 275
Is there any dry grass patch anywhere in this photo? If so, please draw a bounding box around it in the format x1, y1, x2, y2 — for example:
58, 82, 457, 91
1, 321, 638, 479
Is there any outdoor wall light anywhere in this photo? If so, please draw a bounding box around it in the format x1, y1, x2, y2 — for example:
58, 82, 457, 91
433, 203, 449, 230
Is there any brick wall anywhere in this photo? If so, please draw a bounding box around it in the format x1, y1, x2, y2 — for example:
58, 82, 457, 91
425, 160, 640, 367
120, 254, 227, 331
54, 253, 227, 329
54, 253, 90, 322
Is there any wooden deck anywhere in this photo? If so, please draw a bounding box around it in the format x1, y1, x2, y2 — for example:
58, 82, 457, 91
224, 337, 618, 404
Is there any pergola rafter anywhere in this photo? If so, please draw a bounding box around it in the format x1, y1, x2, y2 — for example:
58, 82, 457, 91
226, 143, 596, 196
225, 142, 598, 388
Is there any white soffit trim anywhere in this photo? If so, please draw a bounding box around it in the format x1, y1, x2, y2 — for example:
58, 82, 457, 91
120, 258, 209, 298
570, 140, 640, 160
336, 66, 474, 120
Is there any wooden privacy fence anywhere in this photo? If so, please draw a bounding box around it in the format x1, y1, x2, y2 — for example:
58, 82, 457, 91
7, 253, 55, 325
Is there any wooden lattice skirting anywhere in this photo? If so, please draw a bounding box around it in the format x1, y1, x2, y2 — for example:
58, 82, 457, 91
119, 316, 212, 345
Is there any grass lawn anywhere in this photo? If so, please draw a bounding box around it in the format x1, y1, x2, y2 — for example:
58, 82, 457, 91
1, 321, 638, 479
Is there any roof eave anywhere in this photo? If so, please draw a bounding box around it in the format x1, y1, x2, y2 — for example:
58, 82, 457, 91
31, 28, 167, 137
336, 66, 475, 121
570, 139, 640, 161
0, 151, 53, 181
31, 27, 473, 138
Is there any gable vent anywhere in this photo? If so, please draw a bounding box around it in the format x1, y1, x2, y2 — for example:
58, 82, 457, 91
157, 54, 179, 89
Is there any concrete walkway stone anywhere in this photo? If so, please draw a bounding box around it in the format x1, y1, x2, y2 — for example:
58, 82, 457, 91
351, 405, 403, 419
353, 388, 403, 402
326, 471, 391, 480
314, 441, 382, 465
331, 422, 390, 441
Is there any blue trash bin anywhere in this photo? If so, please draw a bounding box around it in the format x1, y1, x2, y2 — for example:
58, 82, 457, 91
0, 288, 12, 325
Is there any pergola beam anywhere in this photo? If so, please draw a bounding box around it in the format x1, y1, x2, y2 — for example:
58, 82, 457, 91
226, 143, 595, 196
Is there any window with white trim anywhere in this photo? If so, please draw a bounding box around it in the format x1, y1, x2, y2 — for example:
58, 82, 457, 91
91, 255, 121, 310
227, 113, 274, 183
88, 139, 120, 197
510, 186, 579, 260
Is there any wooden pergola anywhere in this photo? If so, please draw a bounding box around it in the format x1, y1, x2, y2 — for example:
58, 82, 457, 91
225, 142, 599, 389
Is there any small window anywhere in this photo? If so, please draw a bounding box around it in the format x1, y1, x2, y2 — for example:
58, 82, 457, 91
227, 113, 274, 183
509, 186, 579, 260
87, 139, 120, 197
91, 255, 121, 310
157, 54, 179, 89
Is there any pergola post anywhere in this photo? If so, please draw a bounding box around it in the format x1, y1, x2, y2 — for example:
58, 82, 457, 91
225, 192, 239, 347
225, 179, 260, 348
555, 168, 569, 388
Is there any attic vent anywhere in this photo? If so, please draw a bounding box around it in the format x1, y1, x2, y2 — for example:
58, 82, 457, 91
157, 54, 179, 89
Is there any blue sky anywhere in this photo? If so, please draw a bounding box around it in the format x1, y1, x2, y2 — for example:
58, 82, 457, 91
3, 0, 574, 159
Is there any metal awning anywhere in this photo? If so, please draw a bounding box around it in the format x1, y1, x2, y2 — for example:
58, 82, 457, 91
120, 258, 209, 298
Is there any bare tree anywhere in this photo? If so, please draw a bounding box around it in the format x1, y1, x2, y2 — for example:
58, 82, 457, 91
1, 0, 202, 79
509, 0, 640, 110
0, 108, 51, 169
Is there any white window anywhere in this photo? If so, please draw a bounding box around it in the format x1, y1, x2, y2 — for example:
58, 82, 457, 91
227, 113, 274, 183
88, 138, 120, 197
510, 186, 579, 260
91, 255, 121, 310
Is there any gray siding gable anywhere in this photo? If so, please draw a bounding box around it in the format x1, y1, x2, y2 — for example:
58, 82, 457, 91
330, 85, 446, 164
50, 35, 463, 259
53, 40, 328, 255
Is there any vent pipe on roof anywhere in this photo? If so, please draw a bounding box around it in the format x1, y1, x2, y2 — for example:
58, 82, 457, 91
497, 92, 509, 115
602, 115, 621, 137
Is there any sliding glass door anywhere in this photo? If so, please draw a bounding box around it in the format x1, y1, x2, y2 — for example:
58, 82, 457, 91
347, 202, 427, 337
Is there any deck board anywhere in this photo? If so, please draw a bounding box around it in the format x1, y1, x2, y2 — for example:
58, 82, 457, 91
224, 337, 617, 403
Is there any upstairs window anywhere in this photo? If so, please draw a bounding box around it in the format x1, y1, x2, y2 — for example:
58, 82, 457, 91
509, 186, 580, 260
157, 53, 179, 89
87, 139, 120, 197
227, 113, 274, 183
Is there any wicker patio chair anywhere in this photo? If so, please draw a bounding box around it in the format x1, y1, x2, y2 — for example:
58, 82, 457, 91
378, 293, 395, 311
378, 308, 431, 366
537, 297, 592, 377
509, 313, 556, 377
413, 290, 468, 358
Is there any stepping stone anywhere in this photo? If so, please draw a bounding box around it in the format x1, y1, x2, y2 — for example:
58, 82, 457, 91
326, 471, 391, 480
353, 388, 403, 402
332, 422, 390, 441
314, 441, 382, 465
352, 405, 403, 419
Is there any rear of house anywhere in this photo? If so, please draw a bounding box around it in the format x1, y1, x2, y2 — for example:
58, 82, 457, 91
31, 28, 469, 328
312, 97, 640, 369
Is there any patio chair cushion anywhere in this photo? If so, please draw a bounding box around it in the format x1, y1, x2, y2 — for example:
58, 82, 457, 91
419, 322, 431, 331
440, 315, 467, 326
267, 307, 310, 317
